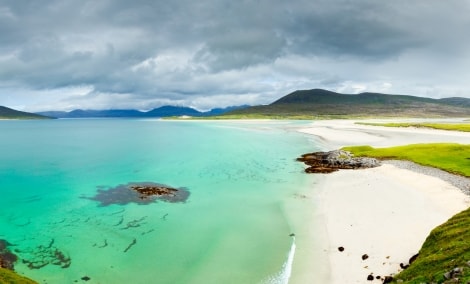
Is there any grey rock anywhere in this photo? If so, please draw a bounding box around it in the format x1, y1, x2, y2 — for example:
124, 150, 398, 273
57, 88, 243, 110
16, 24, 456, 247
297, 150, 381, 173
444, 271, 452, 280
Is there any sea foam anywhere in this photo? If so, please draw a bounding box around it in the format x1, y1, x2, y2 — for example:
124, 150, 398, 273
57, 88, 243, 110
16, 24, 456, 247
264, 237, 296, 284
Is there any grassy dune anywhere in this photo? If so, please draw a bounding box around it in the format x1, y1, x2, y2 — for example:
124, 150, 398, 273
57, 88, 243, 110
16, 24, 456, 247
391, 207, 470, 283
357, 122, 470, 132
343, 143, 470, 283
343, 143, 470, 177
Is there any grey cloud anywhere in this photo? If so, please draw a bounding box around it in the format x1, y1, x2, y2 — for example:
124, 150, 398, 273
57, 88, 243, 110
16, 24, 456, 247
194, 29, 286, 71
282, 1, 427, 58
1, 0, 470, 111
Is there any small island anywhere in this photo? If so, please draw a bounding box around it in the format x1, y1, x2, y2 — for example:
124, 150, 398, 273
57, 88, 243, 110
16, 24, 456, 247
130, 185, 178, 198
84, 182, 190, 206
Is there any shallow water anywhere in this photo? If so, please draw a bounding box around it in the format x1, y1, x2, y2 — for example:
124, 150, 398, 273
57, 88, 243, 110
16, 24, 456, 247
0, 119, 320, 283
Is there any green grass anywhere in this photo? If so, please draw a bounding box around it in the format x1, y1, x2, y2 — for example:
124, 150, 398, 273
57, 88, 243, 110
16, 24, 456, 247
343, 143, 470, 282
356, 122, 470, 132
391, 207, 470, 283
342, 143, 470, 177
168, 113, 425, 120
167, 114, 324, 120
0, 268, 37, 284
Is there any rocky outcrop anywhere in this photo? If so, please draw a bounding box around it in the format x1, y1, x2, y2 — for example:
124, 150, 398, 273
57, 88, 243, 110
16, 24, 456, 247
130, 185, 178, 198
297, 150, 380, 173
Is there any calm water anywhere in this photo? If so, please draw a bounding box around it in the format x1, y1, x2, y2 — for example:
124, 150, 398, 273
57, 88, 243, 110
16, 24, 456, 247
0, 119, 321, 284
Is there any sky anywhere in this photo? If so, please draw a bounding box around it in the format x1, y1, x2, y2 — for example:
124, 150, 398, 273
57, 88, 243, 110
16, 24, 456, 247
1, 0, 470, 112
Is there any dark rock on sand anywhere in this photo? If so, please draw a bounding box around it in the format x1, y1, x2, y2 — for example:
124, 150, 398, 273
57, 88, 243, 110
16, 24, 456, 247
399, 263, 409, 269
383, 276, 394, 283
362, 254, 369, 260
409, 253, 419, 265
83, 182, 190, 206
297, 150, 380, 174
367, 274, 374, 281
338, 246, 345, 252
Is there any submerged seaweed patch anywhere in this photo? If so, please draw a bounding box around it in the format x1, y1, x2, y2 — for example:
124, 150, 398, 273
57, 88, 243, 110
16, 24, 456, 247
20, 240, 71, 270
83, 182, 190, 206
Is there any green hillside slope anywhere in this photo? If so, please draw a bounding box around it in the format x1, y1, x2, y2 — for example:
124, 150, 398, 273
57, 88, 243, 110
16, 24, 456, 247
226, 89, 470, 118
0, 106, 52, 119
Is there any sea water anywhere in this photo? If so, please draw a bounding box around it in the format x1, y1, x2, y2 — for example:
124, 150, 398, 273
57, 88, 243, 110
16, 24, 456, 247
0, 119, 321, 284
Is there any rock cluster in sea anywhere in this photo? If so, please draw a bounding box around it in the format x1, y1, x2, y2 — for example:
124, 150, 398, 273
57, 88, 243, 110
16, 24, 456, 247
297, 150, 380, 173
0, 239, 17, 270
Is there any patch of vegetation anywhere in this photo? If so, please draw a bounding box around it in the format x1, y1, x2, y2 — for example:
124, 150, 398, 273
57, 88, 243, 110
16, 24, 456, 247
175, 113, 424, 120
0, 268, 37, 284
392, 207, 470, 283
356, 122, 470, 132
342, 143, 470, 177
168, 114, 320, 120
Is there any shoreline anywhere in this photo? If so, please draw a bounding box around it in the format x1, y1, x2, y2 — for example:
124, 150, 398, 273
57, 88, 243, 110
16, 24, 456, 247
295, 119, 470, 283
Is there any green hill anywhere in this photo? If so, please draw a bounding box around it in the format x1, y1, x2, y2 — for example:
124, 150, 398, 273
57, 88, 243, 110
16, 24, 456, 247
226, 89, 470, 118
0, 106, 52, 119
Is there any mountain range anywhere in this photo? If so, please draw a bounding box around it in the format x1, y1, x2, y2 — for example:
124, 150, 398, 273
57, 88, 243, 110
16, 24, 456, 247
225, 89, 470, 118
36, 105, 248, 118
2, 89, 470, 119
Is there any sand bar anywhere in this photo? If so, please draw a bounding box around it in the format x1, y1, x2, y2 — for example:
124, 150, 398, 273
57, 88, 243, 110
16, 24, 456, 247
297, 119, 470, 283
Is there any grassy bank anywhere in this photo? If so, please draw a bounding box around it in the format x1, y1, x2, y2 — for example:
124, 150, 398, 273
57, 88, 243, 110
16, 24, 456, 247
343, 143, 470, 283
342, 143, 470, 177
392, 207, 470, 283
356, 122, 470, 132
0, 268, 37, 284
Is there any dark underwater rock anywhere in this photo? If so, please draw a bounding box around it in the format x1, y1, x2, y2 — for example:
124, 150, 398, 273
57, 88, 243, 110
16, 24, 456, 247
0, 239, 17, 270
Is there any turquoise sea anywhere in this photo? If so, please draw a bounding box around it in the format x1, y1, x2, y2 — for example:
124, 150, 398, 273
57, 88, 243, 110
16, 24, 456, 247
0, 119, 322, 284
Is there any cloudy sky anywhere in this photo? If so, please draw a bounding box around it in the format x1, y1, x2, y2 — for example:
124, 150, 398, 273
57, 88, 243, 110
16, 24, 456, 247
1, 0, 470, 111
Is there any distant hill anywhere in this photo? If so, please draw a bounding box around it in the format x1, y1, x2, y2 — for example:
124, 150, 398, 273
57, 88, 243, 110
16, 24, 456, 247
145, 106, 203, 117
0, 106, 52, 119
226, 89, 470, 118
438, 97, 470, 107
37, 105, 249, 118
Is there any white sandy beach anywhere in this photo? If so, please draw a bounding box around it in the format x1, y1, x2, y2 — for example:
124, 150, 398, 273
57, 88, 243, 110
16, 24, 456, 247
297, 119, 470, 283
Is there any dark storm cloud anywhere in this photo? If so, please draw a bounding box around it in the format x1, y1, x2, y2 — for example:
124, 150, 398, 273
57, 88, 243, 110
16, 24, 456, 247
0, 0, 469, 111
